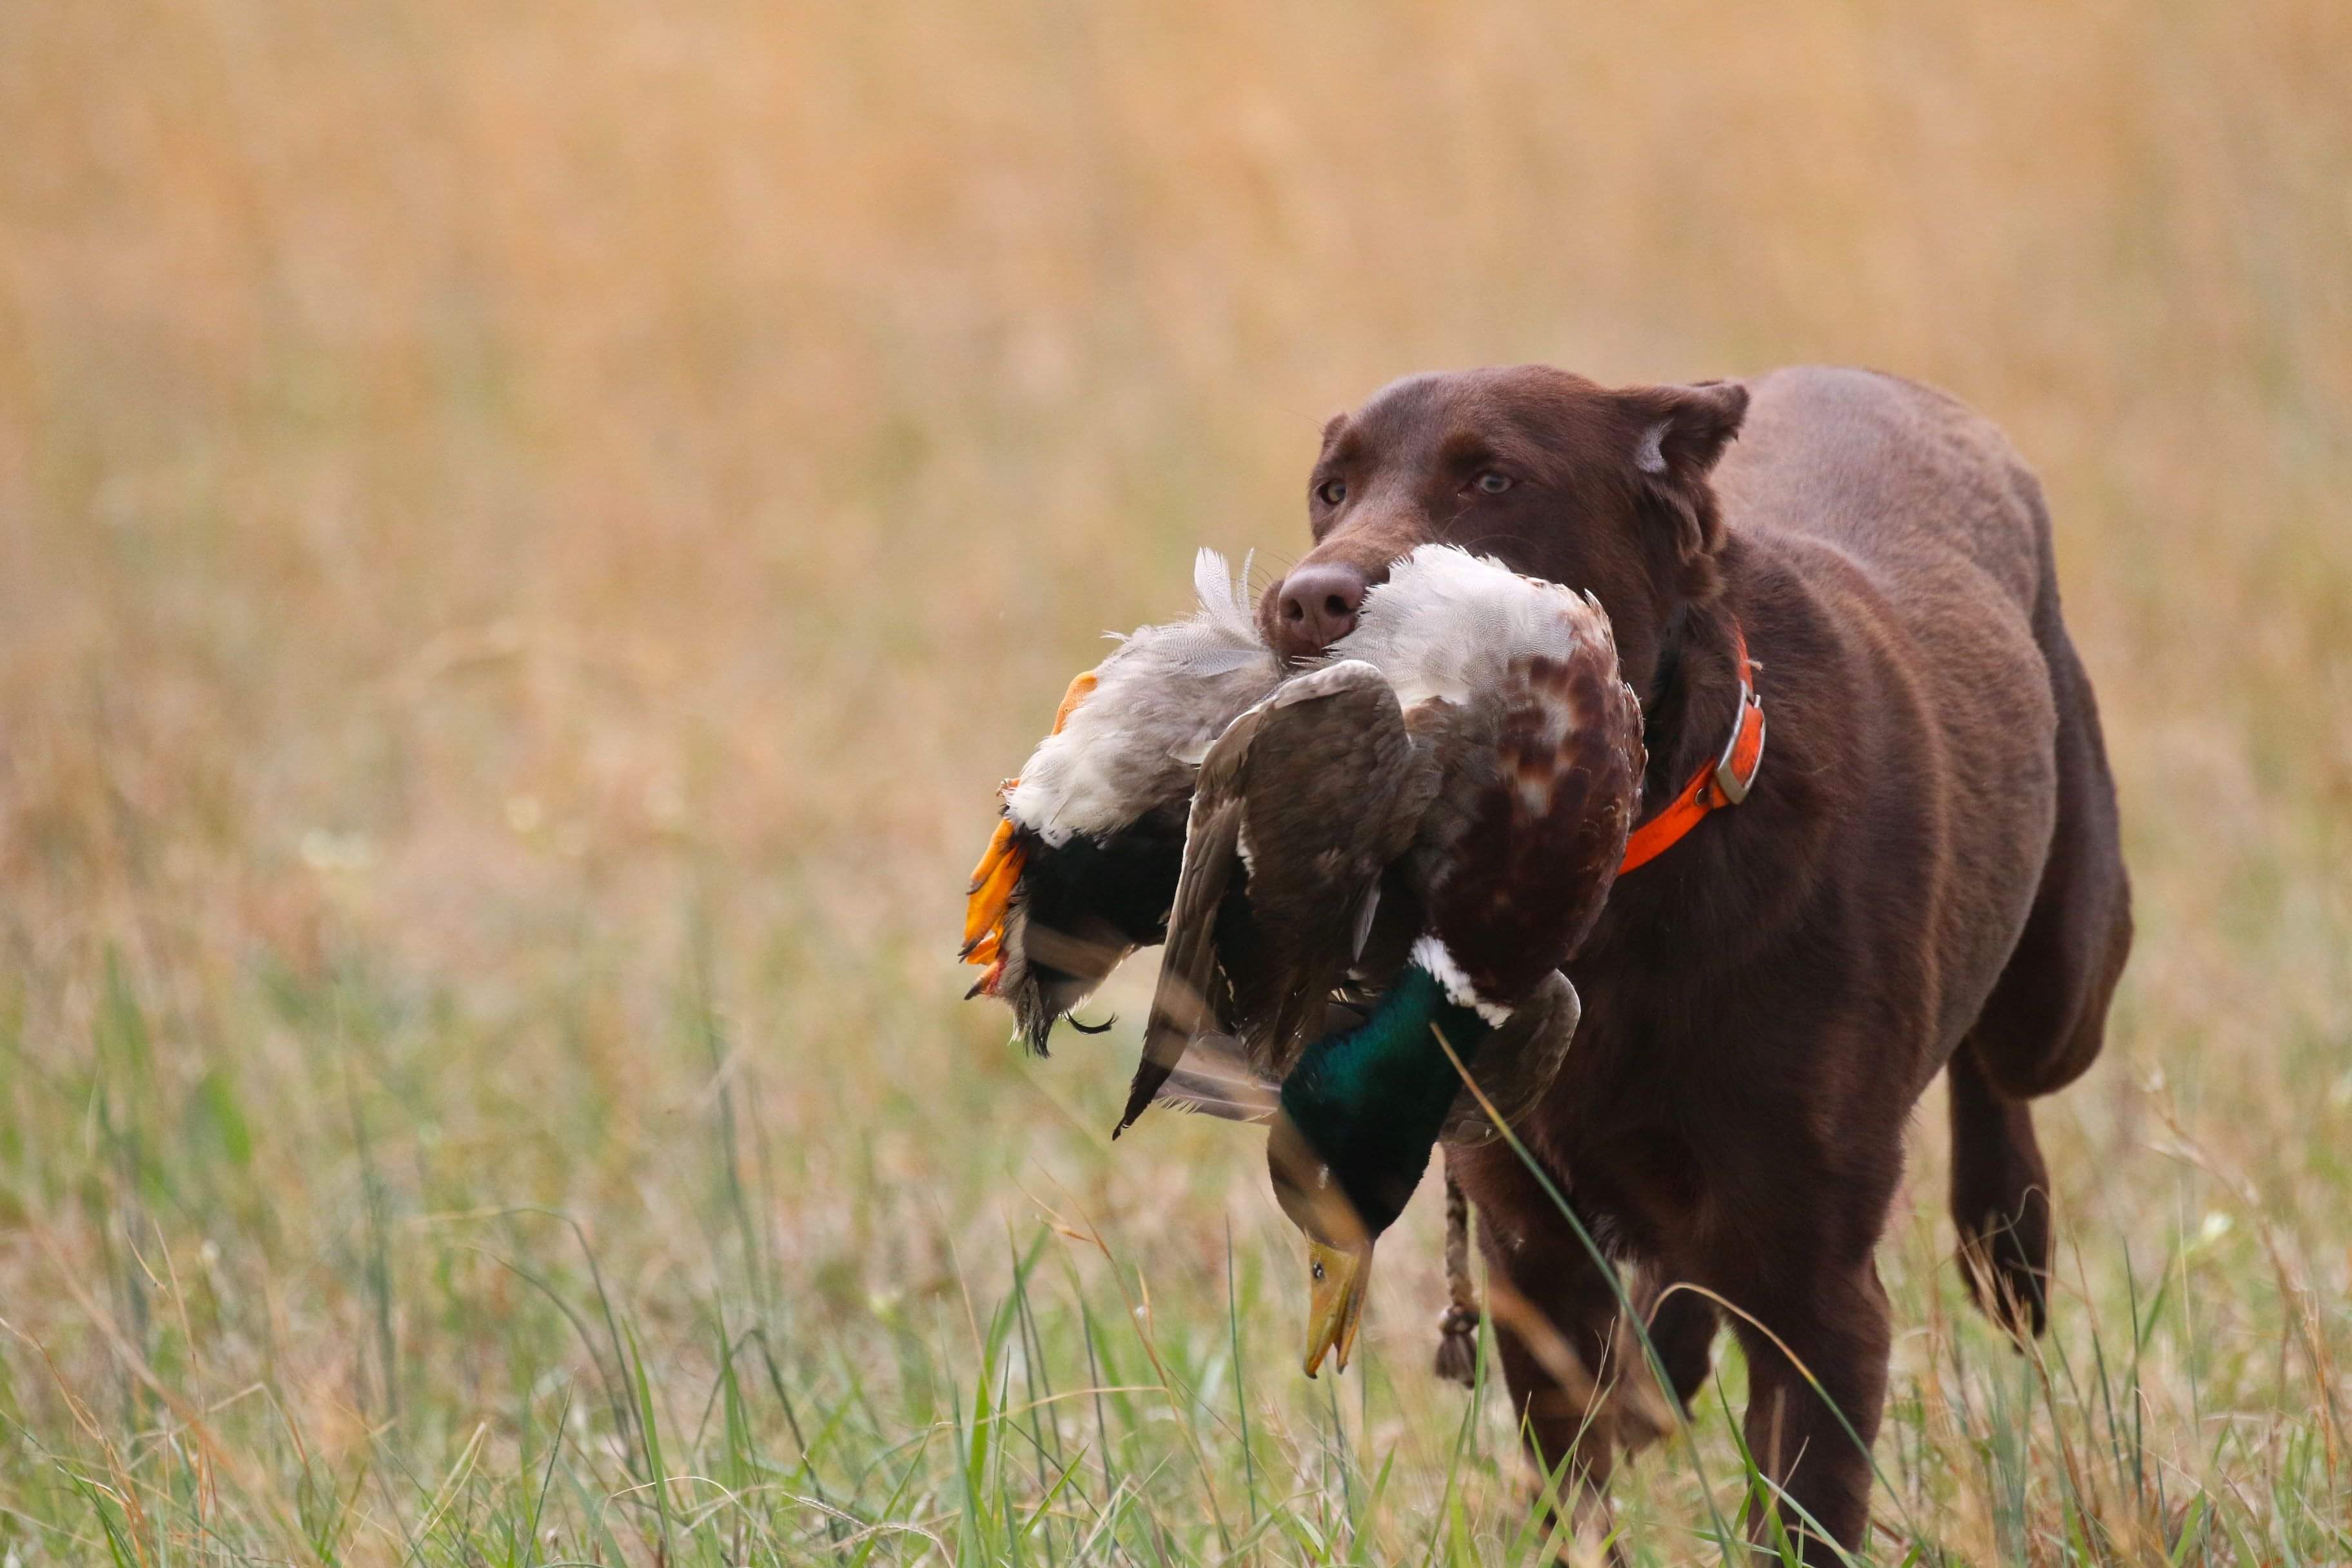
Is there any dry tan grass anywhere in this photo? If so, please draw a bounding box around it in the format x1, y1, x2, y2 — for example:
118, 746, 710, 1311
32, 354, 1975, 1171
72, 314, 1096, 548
1, 2, 2347, 1562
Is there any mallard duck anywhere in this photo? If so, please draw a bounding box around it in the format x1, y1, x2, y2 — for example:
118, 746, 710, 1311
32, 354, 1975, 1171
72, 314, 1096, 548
960, 550, 1283, 1052
1122, 545, 1645, 1374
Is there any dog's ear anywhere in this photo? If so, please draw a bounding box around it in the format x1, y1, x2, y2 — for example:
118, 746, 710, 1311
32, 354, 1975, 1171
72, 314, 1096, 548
1624, 381, 1749, 598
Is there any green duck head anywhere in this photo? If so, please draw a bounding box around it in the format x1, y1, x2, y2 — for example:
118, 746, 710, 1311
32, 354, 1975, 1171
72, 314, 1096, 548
1268, 953, 1502, 1375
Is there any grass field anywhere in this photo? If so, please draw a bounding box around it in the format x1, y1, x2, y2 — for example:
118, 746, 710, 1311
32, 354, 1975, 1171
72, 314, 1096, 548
3, 1, 2349, 1562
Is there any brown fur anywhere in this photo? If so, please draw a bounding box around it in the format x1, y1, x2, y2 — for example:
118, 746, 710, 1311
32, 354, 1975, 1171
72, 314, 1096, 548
1262, 364, 2132, 1559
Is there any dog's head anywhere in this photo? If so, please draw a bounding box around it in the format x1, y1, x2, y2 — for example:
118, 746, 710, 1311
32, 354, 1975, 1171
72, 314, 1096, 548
1259, 366, 1748, 692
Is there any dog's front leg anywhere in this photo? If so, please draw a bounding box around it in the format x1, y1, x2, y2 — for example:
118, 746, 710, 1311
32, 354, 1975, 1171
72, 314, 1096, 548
1712, 1249, 1892, 1562
1447, 1144, 1667, 1556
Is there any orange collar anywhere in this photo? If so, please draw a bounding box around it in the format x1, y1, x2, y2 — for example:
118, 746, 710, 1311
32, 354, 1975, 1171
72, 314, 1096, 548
1617, 622, 1765, 874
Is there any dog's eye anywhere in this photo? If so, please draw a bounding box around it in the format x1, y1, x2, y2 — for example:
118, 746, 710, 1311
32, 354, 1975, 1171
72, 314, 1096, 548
1476, 471, 1513, 495
1315, 478, 1348, 506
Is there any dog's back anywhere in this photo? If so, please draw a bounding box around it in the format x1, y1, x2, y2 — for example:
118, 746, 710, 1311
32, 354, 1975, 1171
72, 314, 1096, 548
1720, 365, 2130, 1092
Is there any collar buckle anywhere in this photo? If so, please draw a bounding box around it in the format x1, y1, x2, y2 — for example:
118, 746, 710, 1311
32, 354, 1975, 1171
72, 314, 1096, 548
1712, 668, 1766, 806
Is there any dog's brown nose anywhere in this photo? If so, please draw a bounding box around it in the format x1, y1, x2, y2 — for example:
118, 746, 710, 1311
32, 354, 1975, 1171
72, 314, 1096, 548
1273, 562, 1369, 660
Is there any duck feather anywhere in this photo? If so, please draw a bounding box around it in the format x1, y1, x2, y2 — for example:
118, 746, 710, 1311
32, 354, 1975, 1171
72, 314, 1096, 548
1005, 550, 1281, 845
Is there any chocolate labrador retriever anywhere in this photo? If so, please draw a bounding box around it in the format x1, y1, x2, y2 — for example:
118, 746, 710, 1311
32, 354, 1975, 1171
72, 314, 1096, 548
1260, 365, 2132, 1557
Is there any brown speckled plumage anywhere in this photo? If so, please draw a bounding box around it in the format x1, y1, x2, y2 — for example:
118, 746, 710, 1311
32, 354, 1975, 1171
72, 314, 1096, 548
1406, 618, 1645, 1012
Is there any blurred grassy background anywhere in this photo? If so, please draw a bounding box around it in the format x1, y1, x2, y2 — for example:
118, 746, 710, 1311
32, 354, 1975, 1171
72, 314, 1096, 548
2, 1, 2347, 1562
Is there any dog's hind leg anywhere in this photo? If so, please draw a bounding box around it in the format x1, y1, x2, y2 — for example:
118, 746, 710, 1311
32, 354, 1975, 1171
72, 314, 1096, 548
1966, 500, 2133, 1102
1951, 529, 2132, 1335
1628, 1264, 1719, 1413
1948, 1044, 2053, 1337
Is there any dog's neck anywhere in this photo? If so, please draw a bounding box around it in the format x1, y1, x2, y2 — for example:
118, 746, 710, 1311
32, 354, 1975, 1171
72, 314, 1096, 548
1642, 600, 1692, 754
1633, 553, 1750, 823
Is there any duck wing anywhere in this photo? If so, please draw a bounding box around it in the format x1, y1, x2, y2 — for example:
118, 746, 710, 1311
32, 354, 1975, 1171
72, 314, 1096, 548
1118, 660, 1424, 1135
1115, 702, 1264, 1135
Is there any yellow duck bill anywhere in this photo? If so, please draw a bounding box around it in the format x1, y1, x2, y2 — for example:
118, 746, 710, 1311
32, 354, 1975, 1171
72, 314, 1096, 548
1302, 1240, 1372, 1377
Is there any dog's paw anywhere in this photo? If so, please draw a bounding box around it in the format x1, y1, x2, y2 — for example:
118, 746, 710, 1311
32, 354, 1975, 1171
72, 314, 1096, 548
1956, 1195, 2051, 1340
